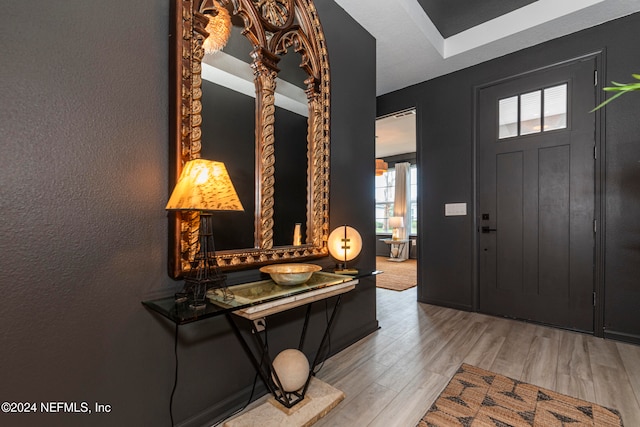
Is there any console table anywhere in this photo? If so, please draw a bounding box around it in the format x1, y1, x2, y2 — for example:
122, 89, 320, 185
143, 271, 356, 326
143, 271, 365, 423
380, 238, 410, 262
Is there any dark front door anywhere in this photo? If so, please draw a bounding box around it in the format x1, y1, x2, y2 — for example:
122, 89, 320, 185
478, 58, 597, 332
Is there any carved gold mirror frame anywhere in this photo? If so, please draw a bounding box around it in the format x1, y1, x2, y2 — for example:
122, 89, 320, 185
169, 0, 330, 277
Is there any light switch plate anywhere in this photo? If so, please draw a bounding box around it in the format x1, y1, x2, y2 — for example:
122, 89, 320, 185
445, 203, 467, 216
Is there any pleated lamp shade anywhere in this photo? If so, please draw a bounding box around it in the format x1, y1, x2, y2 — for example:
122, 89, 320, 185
166, 159, 244, 212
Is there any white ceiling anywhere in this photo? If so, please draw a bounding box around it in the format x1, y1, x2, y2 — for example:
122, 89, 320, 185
376, 109, 417, 158
334, 0, 640, 96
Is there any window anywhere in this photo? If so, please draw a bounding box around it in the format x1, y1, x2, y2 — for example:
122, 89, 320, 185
375, 170, 395, 234
498, 83, 567, 139
375, 165, 417, 235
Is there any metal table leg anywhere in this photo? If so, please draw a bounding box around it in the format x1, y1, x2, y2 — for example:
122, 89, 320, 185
225, 294, 344, 408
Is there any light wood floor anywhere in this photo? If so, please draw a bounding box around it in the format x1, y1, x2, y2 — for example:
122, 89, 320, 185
312, 287, 640, 427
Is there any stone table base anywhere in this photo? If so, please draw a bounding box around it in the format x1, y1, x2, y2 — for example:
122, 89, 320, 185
223, 377, 345, 427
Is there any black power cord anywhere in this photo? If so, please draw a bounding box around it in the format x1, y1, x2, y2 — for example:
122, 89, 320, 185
212, 371, 259, 426
170, 323, 179, 426
213, 323, 266, 426
168, 322, 260, 427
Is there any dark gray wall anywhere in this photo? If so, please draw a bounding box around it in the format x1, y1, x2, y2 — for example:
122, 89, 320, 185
378, 12, 640, 342
0, 1, 376, 426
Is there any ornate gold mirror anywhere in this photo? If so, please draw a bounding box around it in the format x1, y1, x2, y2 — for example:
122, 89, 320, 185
169, 0, 330, 277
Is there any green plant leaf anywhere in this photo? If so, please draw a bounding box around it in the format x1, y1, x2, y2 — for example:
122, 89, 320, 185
590, 90, 629, 112
591, 73, 640, 112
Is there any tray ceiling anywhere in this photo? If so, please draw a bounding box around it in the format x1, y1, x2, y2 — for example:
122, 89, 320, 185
334, 0, 640, 95
418, 0, 536, 38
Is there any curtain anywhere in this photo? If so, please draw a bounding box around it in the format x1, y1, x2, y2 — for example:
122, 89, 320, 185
393, 162, 411, 259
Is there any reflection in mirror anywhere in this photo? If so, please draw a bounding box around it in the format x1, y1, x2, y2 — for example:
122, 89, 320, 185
200, 81, 255, 249
169, 0, 331, 276
200, 21, 310, 250
272, 49, 309, 247
201, 22, 256, 250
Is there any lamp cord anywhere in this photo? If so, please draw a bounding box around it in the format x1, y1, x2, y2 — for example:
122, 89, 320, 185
170, 323, 179, 427
212, 371, 259, 426
212, 324, 265, 426
168, 321, 265, 427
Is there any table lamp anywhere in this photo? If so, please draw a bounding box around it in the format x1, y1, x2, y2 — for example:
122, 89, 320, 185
389, 216, 404, 240
166, 159, 244, 309
327, 225, 362, 275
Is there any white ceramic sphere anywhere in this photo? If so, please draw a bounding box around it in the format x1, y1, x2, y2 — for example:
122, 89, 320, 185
272, 349, 310, 392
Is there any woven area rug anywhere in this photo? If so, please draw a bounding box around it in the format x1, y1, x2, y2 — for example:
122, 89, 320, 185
418, 364, 623, 427
375, 257, 417, 291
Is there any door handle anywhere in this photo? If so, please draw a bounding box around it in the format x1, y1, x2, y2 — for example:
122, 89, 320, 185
481, 226, 497, 233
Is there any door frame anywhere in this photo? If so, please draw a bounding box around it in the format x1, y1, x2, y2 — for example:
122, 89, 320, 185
374, 106, 420, 288
471, 51, 606, 336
